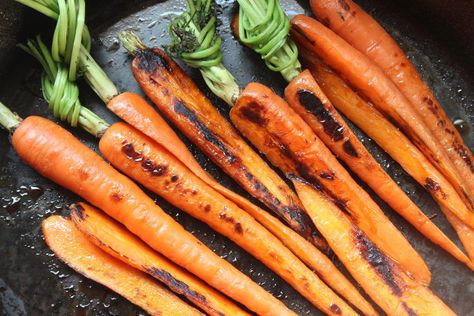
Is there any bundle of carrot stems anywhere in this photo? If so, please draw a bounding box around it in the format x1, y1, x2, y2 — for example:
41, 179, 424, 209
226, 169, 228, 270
0, 0, 470, 314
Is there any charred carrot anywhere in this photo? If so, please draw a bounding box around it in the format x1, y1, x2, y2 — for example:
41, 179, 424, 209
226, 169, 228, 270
2, 111, 293, 316
230, 82, 431, 285
300, 51, 474, 264
310, 0, 474, 203
291, 177, 456, 316
98, 121, 358, 315
290, 15, 474, 229
119, 34, 325, 251
70, 202, 249, 316
284, 68, 471, 267
43, 215, 202, 316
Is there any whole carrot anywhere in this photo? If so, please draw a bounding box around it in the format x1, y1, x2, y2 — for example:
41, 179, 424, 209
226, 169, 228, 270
230, 82, 431, 285
43, 215, 203, 316
292, 177, 456, 316
99, 121, 358, 315
6, 113, 294, 316
290, 15, 474, 229
301, 51, 474, 264
70, 202, 249, 316
284, 68, 471, 267
310, 0, 474, 204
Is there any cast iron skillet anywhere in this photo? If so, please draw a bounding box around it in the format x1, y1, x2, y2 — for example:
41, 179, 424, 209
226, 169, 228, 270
0, 0, 473, 315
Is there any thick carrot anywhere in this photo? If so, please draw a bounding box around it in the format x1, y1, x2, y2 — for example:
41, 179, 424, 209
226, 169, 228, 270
290, 15, 474, 225
230, 82, 431, 285
310, 0, 474, 203
42, 215, 202, 316
284, 69, 471, 267
301, 51, 474, 265
98, 121, 358, 315
12, 116, 293, 316
291, 178, 456, 316
129, 47, 326, 251
70, 202, 249, 316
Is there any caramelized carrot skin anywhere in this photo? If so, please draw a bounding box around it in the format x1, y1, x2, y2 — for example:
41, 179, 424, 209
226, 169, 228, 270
130, 47, 325, 250
284, 70, 470, 267
12, 116, 293, 316
99, 122, 357, 316
70, 202, 249, 316
231, 83, 431, 285
292, 179, 456, 316
43, 216, 202, 316
310, 0, 474, 202
300, 52, 474, 265
290, 15, 474, 229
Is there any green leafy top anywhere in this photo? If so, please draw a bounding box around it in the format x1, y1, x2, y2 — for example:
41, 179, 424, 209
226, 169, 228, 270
237, 0, 301, 82
165, 0, 240, 106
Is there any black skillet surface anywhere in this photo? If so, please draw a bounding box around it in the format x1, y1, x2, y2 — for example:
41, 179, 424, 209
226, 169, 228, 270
0, 0, 473, 315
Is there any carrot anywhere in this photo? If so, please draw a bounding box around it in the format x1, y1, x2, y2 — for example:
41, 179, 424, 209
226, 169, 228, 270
98, 121, 358, 315
284, 69, 471, 267
290, 15, 474, 226
127, 46, 325, 251
300, 51, 474, 265
230, 82, 431, 285
11, 116, 294, 316
42, 215, 202, 316
310, 0, 474, 204
291, 177, 456, 316
70, 202, 249, 316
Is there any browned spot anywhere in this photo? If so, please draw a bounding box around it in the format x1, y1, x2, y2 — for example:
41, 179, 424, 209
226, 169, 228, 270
161, 87, 169, 96
238, 102, 269, 126
78, 169, 89, 181
343, 140, 358, 157
330, 304, 342, 315
401, 302, 417, 316
122, 143, 142, 161
234, 223, 243, 234
70, 204, 86, 220
110, 192, 123, 202
219, 212, 235, 224
319, 171, 334, 180
204, 204, 211, 212
337, 0, 350, 11
191, 189, 198, 195
141, 159, 167, 176
424, 177, 440, 192
292, 25, 316, 45
171, 175, 179, 182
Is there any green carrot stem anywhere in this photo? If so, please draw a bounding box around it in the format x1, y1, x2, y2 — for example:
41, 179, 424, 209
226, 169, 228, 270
0, 101, 22, 133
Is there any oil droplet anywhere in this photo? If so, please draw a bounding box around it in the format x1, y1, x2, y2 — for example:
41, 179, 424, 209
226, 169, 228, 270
453, 118, 469, 135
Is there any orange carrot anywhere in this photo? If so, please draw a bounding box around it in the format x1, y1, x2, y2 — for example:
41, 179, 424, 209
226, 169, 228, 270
98, 121, 358, 315
127, 47, 325, 251
284, 69, 471, 267
290, 15, 474, 229
12, 116, 294, 316
310, 0, 474, 204
300, 51, 474, 265
291, 177, 456, 316
43, 215, 203, 316
230, 82, 431, 285
70, 202, 249, 316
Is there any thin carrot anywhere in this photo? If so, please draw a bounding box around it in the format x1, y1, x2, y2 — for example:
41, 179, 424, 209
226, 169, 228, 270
284, 68, 471, 267
300, 51, 474, 265
42, 215, 202, 316
291, 177, 456, 316
230, 82, 431, 285
70, 202, 249, 316
11, 115, 294, 316
98, 121, 358, 315
122, 42, 325, 251
290, 15, 474, 229
310, 0, 474, 204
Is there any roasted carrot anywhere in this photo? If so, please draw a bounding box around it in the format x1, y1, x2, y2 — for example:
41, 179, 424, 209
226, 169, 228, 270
291, 177, 456, 316
300, 51, 474, 265
284, 69, 471, 267
310, 0, 474, 203
43, 215, 202, 316
290, 15, 474, 225
98, 121, 358, 315
125, 45, 325, 251
70, 202, 249, 316
10, 116, 293, 316
230, 82, 431, 285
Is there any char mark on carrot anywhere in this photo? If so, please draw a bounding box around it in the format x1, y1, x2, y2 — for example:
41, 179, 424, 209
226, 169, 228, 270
342, 140, 358, 157
352, 227, 402, 296
297, 90, 344, 141
137, 48, 173, 73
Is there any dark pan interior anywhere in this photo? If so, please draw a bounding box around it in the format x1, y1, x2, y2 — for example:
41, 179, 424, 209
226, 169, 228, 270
0, 0, 473, 315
